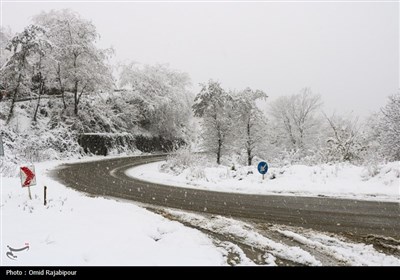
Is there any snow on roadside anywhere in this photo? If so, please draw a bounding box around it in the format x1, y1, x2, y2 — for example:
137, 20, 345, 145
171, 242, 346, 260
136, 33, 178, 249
0, 160, 226, 266
166, 210, 400, 266
165, 210, 321, 266
276, 230, 400, 266
127, 161, 400, 202
216, 242, 256, 266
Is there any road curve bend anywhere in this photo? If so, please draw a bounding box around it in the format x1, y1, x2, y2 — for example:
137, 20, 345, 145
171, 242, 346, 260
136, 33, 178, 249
52, 155, 400, 239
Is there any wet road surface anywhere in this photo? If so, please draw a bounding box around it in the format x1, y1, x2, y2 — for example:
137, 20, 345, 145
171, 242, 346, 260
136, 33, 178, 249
52, 155, 400, 239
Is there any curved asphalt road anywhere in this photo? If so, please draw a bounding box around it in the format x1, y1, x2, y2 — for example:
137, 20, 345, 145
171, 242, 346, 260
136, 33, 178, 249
52, 155, 400, 239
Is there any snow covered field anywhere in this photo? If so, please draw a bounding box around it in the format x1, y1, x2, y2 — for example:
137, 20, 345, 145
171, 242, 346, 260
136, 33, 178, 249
127, 161, 400, 202
0, 159, 226, 266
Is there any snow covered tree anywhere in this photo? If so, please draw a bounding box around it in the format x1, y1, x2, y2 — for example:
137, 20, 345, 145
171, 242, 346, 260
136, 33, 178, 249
119, 63, 193, 139
324, 113, 367, 162
193, 80, 233, 164
34, 9, 113, 114
31, 38, 53, 122
378, 93, 400, 161
15, 26, 53, 122
233, 88, 268, 165
0, 27, 13, 69
0, 27, 13, 104
269, 88, 322, 153
0, 25, 48, 123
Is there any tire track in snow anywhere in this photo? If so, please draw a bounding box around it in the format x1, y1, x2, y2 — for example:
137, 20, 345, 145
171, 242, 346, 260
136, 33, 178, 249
254, 223, 346, 266
157, 209, 321, 266
154, 207, 400, 266
275, 228, 400, 266
152, 208, 276, 265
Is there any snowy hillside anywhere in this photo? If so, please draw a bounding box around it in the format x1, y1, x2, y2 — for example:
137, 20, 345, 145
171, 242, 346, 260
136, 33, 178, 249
0, 85, 191, 177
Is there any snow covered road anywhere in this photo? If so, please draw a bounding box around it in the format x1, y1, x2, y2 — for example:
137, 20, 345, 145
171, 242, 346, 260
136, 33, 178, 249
53, 155, 400, 239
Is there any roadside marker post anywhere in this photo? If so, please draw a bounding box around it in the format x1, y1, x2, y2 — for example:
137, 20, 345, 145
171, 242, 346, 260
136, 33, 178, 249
257, 161, 269, 180
44, 186, 47, 206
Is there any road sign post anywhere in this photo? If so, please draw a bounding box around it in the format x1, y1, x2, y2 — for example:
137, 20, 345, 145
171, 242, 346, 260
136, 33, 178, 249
20, 166, 36, 200
257, 161, 269, 180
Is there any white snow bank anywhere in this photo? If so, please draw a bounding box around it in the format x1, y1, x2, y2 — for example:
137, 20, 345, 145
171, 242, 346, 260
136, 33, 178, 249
167, 211, 321, 266
0, 160, 225, 266
166, 210, 400, 266
277, 230, 400, 266
127, 161, 400, 202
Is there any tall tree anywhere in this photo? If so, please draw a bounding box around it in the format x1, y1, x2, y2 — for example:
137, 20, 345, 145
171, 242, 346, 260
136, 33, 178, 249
31, 39, 53, 122
0, 27, 13, 69
193, 80, 233, 164
34, 9, 113, 114
119, 63, 193, 139
1, 25, 48, 123
233, 88, 268, 165
269, 88, 322, 152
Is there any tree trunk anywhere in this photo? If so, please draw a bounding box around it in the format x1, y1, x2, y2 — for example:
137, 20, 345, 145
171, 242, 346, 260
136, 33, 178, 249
217, 138, 222, 165
247, 121, 252, 166
33, 94, 41, 122
298, 128, 304, 150
33, 80, 44, 122
73, 53, 79, 115
247, 148, 252, 166
57, 63, 67, 110
74, 81, 79, 115
61, 90, 67, 109
6, 73, 22, 124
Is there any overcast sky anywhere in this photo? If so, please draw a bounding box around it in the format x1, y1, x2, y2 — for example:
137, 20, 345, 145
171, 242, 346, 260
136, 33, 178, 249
1, 1, 398, 117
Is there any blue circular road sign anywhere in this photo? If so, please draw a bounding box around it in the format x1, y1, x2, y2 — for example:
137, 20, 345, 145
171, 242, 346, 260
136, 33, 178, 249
257, 161, 269, 175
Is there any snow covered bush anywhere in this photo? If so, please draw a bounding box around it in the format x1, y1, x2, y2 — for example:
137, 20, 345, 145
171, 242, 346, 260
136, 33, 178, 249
266, 149, 317, 167
186, 167, 206, 181
377, 93, 400, 161
361, 163, 381, 181
160, 146, 221, 180
323, 113, 367, 163
361, 161, 400, 185
160, 146, 195, 175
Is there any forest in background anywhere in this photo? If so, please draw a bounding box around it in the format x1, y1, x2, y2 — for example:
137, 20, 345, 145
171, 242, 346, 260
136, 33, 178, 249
0, 9, 399, 176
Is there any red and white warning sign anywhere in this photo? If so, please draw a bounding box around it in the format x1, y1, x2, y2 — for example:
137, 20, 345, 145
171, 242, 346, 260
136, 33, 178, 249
20, 166, 36, 188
